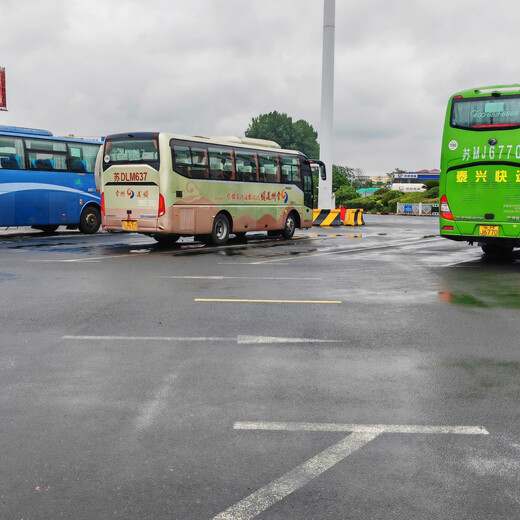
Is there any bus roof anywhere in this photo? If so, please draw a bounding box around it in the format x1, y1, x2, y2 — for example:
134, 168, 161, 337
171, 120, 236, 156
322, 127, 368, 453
0, 125, 102, 145
105, 132, 306, 157
451, 84, 520, 99
0, 125, 53, 136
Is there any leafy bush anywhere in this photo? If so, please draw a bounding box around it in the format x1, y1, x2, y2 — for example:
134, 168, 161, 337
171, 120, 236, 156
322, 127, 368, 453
387, 198, 402, 212
399, 192, 427, 203
340, 185, 438, 213
423, 186, 439, 199
335, 185, 358, 207
423, 179, 439, 190
381, 190, 404, 205
343, 197, 376, 211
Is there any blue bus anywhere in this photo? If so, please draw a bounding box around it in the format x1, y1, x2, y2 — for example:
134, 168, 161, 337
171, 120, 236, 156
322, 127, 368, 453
0, 125, 102, 233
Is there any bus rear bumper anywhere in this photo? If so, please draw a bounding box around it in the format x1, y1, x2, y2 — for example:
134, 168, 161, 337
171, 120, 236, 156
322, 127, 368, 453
441, 219, 520, 247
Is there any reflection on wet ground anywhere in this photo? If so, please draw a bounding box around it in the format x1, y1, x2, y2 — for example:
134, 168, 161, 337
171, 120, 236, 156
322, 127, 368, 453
441, 357, 520, 397
4, 232, 321, 260
437, 255, 520, 308
0, 272, 19, 283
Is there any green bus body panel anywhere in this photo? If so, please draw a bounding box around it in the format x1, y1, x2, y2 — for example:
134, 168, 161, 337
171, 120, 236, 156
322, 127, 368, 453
440, 84, 520, 243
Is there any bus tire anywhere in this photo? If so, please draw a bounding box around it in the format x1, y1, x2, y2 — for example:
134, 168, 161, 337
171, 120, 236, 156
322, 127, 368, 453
210, 213, 230, 246
481, 243, 513, 256
78, 205, 101, 234
32, 225, 59, 234
152, 233, 180, 246
281, 212, 297, 239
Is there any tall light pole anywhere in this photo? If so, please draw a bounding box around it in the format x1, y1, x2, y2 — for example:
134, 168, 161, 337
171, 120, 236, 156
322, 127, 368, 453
318, 0, 335, 210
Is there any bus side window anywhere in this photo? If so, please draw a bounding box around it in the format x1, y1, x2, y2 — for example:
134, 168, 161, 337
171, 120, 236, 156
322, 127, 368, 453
0, 136, 25, 169
172, 142, 209, 179
0, 155, 22, 169
172, 145, 192, 177
190, 147, 208, 179
280, 155, 300, 184
71, 160, 87, 173
258, 153, 279, 183
235, 150, 258, 182
26, 139, 67, 171
209, 147, 234, 180
69, 144, 98, 174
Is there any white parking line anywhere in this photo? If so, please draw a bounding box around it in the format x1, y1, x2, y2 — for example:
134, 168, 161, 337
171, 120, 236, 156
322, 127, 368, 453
159, 275, 322, 280
134, 373, 177, 432
62, 335, 340, 344
234, 421, 489, 435
213, 431, 379, 520
213, 421, 489, 520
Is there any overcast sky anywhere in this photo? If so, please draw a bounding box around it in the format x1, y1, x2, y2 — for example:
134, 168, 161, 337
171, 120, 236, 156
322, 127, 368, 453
1, 0, 519, 176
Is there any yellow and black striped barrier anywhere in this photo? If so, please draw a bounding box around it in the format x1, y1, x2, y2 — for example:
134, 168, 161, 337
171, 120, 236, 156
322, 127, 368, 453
343, 208, 365, 226
313, 209, 342, 226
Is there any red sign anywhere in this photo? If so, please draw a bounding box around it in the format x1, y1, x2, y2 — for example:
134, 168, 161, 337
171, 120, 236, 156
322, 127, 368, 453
0, 67, 6, 111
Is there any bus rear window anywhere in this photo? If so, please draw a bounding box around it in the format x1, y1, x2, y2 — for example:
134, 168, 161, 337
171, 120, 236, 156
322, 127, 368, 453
103, 137, 159, 170
451, 96, 520, 129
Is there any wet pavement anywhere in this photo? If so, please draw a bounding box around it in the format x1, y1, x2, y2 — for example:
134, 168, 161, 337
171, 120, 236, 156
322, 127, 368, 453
0, 215, 519, 519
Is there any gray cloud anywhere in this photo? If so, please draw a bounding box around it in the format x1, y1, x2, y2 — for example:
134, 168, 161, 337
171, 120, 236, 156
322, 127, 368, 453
1, 0, 519, 175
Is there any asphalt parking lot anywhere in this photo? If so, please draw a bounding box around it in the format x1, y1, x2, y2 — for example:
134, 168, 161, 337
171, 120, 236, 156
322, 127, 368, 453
0, 215, 519, 519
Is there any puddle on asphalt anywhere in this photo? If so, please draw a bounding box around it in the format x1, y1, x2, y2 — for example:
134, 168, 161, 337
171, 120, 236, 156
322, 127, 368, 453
0, 272, 19, 282
441, 357, 520, 394
437, 256, 520, 309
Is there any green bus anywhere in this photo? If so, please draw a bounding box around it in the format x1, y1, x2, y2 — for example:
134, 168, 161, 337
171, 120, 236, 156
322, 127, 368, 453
97, 133, 324, 246
440, 84, 520, 255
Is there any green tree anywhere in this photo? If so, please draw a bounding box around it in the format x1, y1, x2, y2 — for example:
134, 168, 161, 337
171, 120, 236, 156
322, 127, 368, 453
385, 167, 405, 185
423, 179, 439, 190
335, 184, 358, 207
245, 111, 319, 158
313, 164, 358, 206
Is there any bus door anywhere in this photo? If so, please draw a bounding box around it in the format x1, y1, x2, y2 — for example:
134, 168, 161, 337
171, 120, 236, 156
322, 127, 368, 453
301, 161, 314, 209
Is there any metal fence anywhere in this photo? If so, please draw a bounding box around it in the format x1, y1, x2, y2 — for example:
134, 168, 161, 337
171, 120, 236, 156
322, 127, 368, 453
396, 203, 439, 216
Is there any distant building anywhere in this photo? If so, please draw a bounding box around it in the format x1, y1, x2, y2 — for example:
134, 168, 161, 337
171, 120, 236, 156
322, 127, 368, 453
370, 176, 388, 186
391, 169, 440, 192
357, 188, 379, 198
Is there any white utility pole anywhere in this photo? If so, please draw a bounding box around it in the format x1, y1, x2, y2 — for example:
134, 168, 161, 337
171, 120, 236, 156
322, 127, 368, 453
318, 0, 335, 210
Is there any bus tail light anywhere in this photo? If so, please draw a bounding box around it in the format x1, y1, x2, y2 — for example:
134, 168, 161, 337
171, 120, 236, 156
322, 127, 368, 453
440, 195, 454, 220
442, 225, 454, 231
101, 192, 105, 216
158, 193, 165, 217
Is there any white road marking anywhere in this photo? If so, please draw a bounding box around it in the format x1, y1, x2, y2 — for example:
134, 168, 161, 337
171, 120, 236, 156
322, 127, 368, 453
195, 298, 342, 304
213, 432, 379, 520
159, 275, 322, 280
63, 335, 231, 342
27, 258, 102, 263
62, 335, 340, 344
238, 336, 340, 344
134, 373, 177, 432
213, 420, 489, 519
233, 421, 489, 435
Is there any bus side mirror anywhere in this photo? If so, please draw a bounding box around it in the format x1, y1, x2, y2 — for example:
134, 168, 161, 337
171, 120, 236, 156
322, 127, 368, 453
309, 160, 326, 181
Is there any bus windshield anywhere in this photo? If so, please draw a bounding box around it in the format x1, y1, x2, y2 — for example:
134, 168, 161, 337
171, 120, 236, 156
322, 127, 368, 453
104, 136, 159, 170
451, 95, 520, 129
